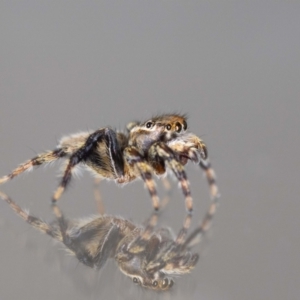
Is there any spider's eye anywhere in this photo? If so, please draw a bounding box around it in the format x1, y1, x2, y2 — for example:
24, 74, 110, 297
133, 277, 139, 284
152, 280, 158, 287
175, 122, 182, 132
166, 124, 171, 131
169, 279, 174, 287
162, 278, 169, 288
146, 122, 153, 128
182, 120, 187, 130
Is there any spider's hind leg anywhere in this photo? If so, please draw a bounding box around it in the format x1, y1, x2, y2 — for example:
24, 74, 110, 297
0, 190, 61, 241
0, 148, 67, 185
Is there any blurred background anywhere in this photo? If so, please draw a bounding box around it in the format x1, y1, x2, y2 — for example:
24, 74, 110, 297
0, 2, 299, 300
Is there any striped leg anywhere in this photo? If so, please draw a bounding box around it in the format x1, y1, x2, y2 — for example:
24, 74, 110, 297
199, 159, 219, 201
124, 147, 160, 211
52, 129, 106, 202
154, 143, 193, 213
0, 190, 61, 241
183, 193, 219, 249
0, 148, 66, 185
127, 212, 159, 254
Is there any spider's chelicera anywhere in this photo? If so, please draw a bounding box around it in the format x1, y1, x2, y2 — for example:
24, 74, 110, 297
0, 190, 218, 291
0, 114, 219, 212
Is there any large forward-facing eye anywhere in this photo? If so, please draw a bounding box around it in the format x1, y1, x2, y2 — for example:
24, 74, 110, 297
175, 122, 182, 132
132, 277, 140, 284
182, 120, 187, 130
146, 121, 153, 128
152, 280, 158, 287
161, 278, 169, 288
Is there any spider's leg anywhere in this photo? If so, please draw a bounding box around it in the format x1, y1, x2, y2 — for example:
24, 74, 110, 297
146, 214, 198, 274
0, 190, 61, 241
125, 147, 160, 210
0, 148, 67, 185
136, 161, 160, 210
175, 214, 192, 245
158, 188, 220, 274
153, 143, 193, 212
93, 178, 105, 215
95, 223, 123, 269
51, 204, 70, 244
127, 211, 159, 254
161, 177, 172, 208
199, 159, 219, 201
183, 193, 219, 249
52, 128, 123, 202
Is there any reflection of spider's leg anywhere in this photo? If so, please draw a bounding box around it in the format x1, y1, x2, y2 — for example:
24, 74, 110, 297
127, 212, 159, 254
183, 195, 219, 249
199, 159, 219, 201
0, 148, 67, 185
161, 177, 172, 208
51, 204, 69, 243
93, 178, 105, 215
175, 214, 192, 245
0, 190, 61, 241
154, 143, 193, 212
146, 214, 197, 274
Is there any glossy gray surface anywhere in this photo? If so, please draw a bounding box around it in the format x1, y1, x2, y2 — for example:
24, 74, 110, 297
0, 2, 299, 300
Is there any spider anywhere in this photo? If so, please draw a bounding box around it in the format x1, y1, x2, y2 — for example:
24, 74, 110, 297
0, 114, 218, 212
0, 189, 219, 290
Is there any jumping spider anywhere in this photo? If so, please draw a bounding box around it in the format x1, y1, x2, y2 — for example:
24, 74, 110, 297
0, 114, 218, 212
0, 190, 218, 290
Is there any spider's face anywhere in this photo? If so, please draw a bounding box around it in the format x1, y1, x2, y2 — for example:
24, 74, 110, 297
115, 244, 174, 290
127, 114, 188, 151
152, 114, 188, 141
130, 272, 174, 291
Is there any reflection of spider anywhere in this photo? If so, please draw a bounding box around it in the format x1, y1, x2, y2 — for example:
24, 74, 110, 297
0, 190, 218, 291
0, 114, 218, 212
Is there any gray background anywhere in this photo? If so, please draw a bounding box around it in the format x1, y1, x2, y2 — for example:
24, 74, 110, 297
0, 1, 299, 300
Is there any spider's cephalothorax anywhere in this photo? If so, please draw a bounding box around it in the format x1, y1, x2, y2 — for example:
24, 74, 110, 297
0, 114, 219, 212
0, 190, 218, 290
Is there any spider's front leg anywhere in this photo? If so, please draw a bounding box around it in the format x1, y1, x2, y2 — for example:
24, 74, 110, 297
168, 134, 219, 202
124, 147, 160, 211
52, 128, 124, 202
149, 143, 193, 213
